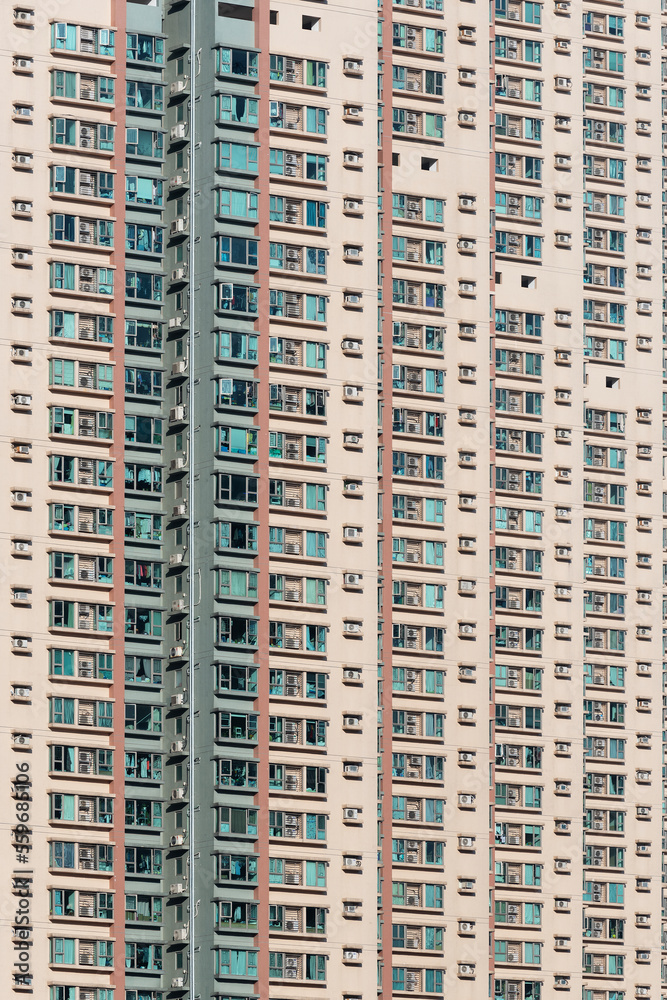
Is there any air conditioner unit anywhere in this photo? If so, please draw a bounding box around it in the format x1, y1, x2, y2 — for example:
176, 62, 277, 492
170, 740, 186, 754
12, 637, 30, 649
171, 600, 186, 613
13, 56, 33, 75
171, 788, 186, 801
171, 979, 184, 989
12, 492, 30, 504
344, 574, 362, 587
171, 693, 185, 707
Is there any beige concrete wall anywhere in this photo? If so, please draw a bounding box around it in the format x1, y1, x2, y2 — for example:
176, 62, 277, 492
0, 5, 119, 996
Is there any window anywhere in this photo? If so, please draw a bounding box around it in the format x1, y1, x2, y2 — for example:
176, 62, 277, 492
122, 512, 161, 545
125, 942, 163, 970
216, 188, 259, 219
125, 367, 162, 396
126, 176, 164, 206
125, 320, 162, 353
216, 569, 259, 600
125, 128, 164, 159
217, 806, 258, 836
270, 242, 327, 274
216, 474, 258, 504
216, 235, 259, 268
125, 463, 162, 493
216, 282, 258, 313
125, 799, 162, 828
269, 196, 327, 228
125, 704, 162, 732
125, 271, 162, 301
126, 34, 164, 63
217, 47, 259, 77
125, 559, 162, 589
216, 521, 258, 551
270, 148, 327, 180
393, 23, 444, 51
269, 101, 327, 134
50, 310, 113, 343
214, 949, 258, 978
126, 81, 164, 111
216, 663, 258, 694
216, 854, 258, 883
216, 711, 259, 741
124, 846, 162, 875
125, 656, 162, 685
269, 337, 326, 368
126, 224, 163, 254
125, 416, 163, 447
53, 23, 115, 56
124, 608, 163, 637
215, 616, 258, 646
217, 759, 259, 789
125, 893, 162, 923
270, 55, 326, 86
217, 94, 259, 126
216, 141, 259, 173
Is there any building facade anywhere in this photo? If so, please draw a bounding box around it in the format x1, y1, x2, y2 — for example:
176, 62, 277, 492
1, 1, 666, 1000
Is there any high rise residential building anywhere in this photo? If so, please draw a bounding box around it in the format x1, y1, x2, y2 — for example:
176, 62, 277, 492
2, 0, 666, 999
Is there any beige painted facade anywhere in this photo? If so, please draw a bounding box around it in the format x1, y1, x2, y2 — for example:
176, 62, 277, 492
0, 3, 121, 997
0, 0, 665, 999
